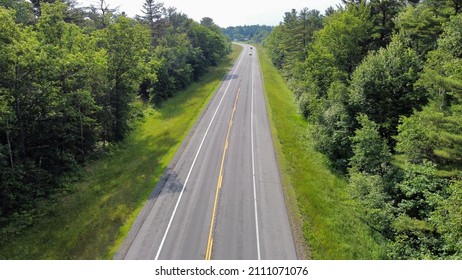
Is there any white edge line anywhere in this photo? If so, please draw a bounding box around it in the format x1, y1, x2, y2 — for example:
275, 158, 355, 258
154, 48, 246, 260
250, 47, 262, 260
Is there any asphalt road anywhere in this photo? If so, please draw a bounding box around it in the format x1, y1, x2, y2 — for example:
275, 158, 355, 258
115, 44, 297, 260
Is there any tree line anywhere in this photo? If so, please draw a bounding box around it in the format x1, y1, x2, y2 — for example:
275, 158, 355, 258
222, 25, 273, 44
0, 0, 229, 235
266, 0, 462, 259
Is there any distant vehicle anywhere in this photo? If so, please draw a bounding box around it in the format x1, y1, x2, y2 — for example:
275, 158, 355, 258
249, 53, 252, 55
250, 47, 253, 49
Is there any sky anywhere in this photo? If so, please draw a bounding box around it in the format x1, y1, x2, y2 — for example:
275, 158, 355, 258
77, 0, 342, 27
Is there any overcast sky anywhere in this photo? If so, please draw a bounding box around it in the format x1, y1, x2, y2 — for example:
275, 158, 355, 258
77, 0, 342, 27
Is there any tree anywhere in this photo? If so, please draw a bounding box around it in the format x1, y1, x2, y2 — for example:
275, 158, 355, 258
394, 4, 445, 57
418, 13, 462, 105
30, 0, 56, 17
433, 179, 462, 257
401, 14, 462, 167
264, 25, 285, 69
191, 23, 228, 66
349, 39, 427, 140
0, 8, 17, 170
0, 0, 35, 24
436, 13, 462, 58
144, 10, 229, 105
0, 7, 44, 162
426, 0, 462, 15
141, 0, 165, 45
302, 2, 374, 105
369, 0, 404, 47
349, 115, 392, 176
1, 6, 60, 219
449, 0, 462, 14
396, 104, 462, 165
100, 16, 152, 141
312, 81, 353, 170
150, 33, 194, 104
349, 172, 394, 236
264, 7, 322, 73
314, 3, 374, 75
85, 0, 117, 29
1, 0, 231, 237
222, 25, 273, 43
389, 161, 448, 259
395, 107, 438, 164
37, 3, 107, 161
200, 17, 219, 30
280, 8, 323, 70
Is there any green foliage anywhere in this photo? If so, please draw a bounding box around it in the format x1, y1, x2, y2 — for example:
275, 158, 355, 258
0, 0, 35, 24
151, 33, 194, 103
222, 25, 273, 43
419, 14, 462, 105
369, 0, 404, 47
433, 179, 462, 257
395, 107, 437, 163
310, 3, 374, 75
259, 46, 385, 259
264, 25, 285, 69
264, 7, 323, 72
394, 4, 445, 57
403, 14, 462, 168
438, 13, 462, 57
266, 0, 462, 259
146, 11, 230, 105
0, 1, 230, 243
0, 44, 242, 259
388, 161, 448, 259
349, 39, 426, 140
282, 8, 323, 67
396, 104, 462, 166
386, 13, 462, 258
426, 0, 462, 15
312, 81, 353, 170
99, 16, 152, 141
298, 4, 375, 118
141, 0, 164, 42
348, 172, 394, 235
394, 162, 444, 220
350, 115, 392, 175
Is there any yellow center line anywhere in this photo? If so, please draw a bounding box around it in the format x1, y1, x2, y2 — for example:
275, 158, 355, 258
205, 87, 240, 260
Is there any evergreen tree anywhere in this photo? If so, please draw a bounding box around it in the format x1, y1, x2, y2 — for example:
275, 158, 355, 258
141, 0, 165, 45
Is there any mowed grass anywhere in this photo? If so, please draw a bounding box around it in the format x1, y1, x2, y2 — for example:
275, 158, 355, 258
0, 44, 242, 260
258, 47, 385, 259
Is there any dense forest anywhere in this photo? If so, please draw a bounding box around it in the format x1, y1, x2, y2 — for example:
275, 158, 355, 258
0, 0, 229, 237
265, 0, 462, 259
222, 25, 273, 43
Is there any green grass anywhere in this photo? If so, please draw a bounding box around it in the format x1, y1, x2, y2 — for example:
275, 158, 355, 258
258, 47, 386, 259
0, 44, 243, 260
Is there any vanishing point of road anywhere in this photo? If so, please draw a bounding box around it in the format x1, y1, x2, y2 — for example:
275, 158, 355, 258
115, 44, 297, 260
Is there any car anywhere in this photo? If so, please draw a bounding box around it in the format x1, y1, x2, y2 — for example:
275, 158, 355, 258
249, 53, 252, 55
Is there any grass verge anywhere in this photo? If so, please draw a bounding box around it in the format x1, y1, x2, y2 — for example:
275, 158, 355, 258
0, 44, 242, 260
258, 47, 386, 259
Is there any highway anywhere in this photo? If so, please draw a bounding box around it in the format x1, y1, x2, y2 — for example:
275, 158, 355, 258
115, 44, 297, 260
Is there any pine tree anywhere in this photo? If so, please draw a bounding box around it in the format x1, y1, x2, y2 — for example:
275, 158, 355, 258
141, 0, 165, 45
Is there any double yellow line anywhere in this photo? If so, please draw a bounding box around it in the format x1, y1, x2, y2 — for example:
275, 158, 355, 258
205, 87, 240, 260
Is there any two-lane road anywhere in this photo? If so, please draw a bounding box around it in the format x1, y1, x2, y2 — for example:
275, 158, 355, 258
115, 44, 296, 260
